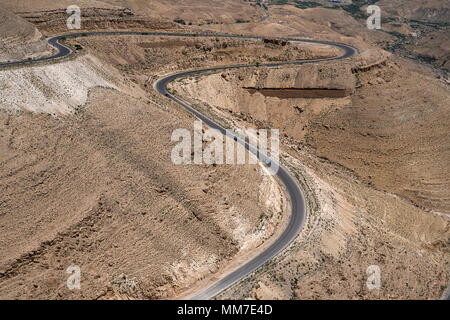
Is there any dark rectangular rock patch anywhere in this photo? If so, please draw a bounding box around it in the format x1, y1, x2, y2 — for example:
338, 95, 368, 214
244, 87, 352, 99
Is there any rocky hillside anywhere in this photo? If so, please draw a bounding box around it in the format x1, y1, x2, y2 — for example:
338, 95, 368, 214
0, 7, 51, 62
172, 49, 450, 300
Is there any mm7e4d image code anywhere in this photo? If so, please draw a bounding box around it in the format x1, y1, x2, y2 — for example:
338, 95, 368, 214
176, 303, 273, 317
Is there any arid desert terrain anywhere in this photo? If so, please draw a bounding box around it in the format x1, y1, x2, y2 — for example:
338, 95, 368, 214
0, 0, 448, 300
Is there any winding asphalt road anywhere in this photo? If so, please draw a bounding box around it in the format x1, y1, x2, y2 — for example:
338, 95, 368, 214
0, 31, 358, 299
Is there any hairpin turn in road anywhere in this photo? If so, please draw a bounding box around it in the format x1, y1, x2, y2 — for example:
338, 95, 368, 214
0, 31, 358, 299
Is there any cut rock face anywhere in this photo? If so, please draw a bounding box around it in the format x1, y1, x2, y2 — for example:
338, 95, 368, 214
241, 64, 357, 98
